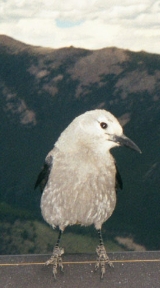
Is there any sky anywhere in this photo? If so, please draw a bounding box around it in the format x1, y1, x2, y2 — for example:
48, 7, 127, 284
0, 0, 160, 54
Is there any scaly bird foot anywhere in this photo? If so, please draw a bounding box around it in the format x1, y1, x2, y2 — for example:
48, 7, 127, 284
95, 245, 114, 279
45, 246, 64, 279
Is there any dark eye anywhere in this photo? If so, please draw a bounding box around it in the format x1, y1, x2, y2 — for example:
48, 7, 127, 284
100, 122, 108, 129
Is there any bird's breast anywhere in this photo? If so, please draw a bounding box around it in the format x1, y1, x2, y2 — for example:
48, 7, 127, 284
41, 152, 117, 229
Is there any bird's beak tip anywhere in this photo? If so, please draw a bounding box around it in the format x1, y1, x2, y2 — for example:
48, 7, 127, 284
113, 134, 142, 154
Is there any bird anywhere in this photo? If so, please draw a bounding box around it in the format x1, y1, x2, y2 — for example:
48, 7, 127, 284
35, 109, 141, 279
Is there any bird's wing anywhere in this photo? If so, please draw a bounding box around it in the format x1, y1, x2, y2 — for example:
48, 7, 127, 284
34, 155, 53, 192
115, 163, 123, 191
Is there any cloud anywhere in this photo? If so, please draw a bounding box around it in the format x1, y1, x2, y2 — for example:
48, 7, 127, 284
0, 0, 160, 54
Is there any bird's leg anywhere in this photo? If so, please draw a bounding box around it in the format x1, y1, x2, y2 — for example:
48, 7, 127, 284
45, 229, 64, 279
95, 229, 114, 279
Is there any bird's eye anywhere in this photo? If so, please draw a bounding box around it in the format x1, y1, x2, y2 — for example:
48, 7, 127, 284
100, 122, 108, 129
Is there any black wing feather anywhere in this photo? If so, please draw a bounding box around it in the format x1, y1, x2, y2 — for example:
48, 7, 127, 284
34, 155, 53, 192
115, 163, 123, 191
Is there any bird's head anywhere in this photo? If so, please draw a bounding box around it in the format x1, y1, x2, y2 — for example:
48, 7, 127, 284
56, 109, 141, 154
73, 109, 141, 154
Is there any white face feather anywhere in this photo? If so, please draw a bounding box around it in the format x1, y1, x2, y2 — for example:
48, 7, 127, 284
81, 110, 122, 134
55, 109, 124, 153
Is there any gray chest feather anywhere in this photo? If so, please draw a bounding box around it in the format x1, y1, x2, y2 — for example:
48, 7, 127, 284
39, 154, 120, 229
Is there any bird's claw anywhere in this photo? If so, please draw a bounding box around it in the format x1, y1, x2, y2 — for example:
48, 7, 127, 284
95, 245, 114, 279
45, 246, 64, 279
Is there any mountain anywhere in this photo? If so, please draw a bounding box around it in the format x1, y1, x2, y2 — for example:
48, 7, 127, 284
0, 35, 160, 254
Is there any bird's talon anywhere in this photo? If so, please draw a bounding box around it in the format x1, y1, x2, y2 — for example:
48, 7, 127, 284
53, 269, 57, 280
108, 261, 114, 268
95, 262, 99, 272
53, 267, 57, 274
45, 246, 64, 278
101, 272, 104, 279
60, 263, 64, 272
45, 256, 55, 266
58, 258, 64, 272
95, 244, 113, 277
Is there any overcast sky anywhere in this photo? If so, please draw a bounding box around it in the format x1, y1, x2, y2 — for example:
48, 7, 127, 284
0, 0, 160, 54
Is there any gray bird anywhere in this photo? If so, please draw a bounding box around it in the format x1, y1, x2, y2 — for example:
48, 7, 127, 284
35, 109, 141, 279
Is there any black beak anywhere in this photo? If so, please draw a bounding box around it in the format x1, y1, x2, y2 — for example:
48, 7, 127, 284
113, 134, 142, 153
